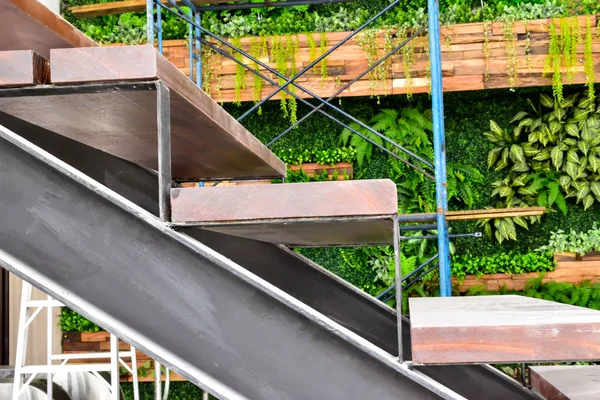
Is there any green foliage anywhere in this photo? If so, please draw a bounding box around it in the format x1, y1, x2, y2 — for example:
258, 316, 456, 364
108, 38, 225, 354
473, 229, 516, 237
469, 274, 600, 311
584, 17, 596, 103
64, 0, 571, 43
59, 308, 102, 332
339, 108, 433, 167
276, 146, 356, 165
121, 382, 215, 400
483, 91, 600, 242
452, 251, 555, 279
537, 224, 600, 256
339, 107, 484, 214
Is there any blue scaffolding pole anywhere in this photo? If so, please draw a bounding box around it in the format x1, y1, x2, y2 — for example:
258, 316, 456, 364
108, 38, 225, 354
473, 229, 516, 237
427, 0, 451, 297
147, 0, 452, 298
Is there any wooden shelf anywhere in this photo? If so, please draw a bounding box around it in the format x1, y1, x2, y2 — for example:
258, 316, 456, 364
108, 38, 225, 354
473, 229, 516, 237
454, 252, 600, 292
70, 0, 245, 18
145, 15, 600, 103
400, 207, 546, 223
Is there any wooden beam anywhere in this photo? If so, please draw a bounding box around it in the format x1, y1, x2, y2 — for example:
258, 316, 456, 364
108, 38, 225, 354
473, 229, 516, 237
0, 45, 285, 180
0, 0, 96, 58
70, 0, 243, 18
0, 50, 48, 87
409, 295, 600, 364
530, 365, 600, 400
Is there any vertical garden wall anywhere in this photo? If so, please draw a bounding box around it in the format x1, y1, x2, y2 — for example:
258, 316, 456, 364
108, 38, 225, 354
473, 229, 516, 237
57, 0, 600, 392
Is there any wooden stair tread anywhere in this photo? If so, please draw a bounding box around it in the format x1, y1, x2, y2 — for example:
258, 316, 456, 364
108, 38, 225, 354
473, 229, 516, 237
0, 46, 285, 180
171, 179, 398, 246
409, 295, 600, 364
0, 0, 96, 58
530, 365, 600, 400
0, 50, 49, 87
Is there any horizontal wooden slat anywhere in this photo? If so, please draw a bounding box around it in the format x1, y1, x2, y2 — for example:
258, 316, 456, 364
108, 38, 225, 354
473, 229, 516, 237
410, 295, 600, 364
131, 15, 600, 103
70, 0, 244, 17
402, 207, 545, 223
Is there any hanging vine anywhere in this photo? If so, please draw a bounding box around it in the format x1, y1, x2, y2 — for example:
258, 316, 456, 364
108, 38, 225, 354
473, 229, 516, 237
543, 19, 563, 103
200, 42, 215, 97
483, 21, 491, 81
285, 34, 299, 125
503, 19, 517, 89
423, 34, 431, 95
231, 37, 246, 106
319, 32, 329, 86
399, 28, 416, 100
561, 16, 580, 83
584, 16, 596, 104
249, 37, 268, 115
271, 35, 288, 119
525, 28, 532, 71
307, 33, 318, 74
357, 29, 387, 99
383, 28, 396, 97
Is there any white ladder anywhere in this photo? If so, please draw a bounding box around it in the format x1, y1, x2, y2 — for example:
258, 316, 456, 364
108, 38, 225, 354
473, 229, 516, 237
12, 280, 140, 400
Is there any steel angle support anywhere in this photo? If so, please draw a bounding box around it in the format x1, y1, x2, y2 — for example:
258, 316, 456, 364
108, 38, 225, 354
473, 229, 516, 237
0, 124, 463, 400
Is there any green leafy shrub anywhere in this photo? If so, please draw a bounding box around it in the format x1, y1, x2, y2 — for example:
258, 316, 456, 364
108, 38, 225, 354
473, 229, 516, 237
488, 92, 600, 211
467, 274, 600, 310
64, 0, 572, 43
537, 224, 600, 256
121, 382, 215, 400
59, 308, 102, 332
452, 251, 555, 279
481, 91, 600, 242
276, 147, 356, 165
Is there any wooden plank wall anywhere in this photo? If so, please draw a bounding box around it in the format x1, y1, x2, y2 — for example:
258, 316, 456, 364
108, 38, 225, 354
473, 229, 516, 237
453, 252, 600, 292
153, 15, 600, 103
63, 332, 185, 382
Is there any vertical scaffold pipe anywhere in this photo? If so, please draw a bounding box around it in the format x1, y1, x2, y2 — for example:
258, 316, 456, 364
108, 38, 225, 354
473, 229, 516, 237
188, 8, 194, 81
195, 11, 202, 88
427, 0, 451, 297
146, 0, 154, 45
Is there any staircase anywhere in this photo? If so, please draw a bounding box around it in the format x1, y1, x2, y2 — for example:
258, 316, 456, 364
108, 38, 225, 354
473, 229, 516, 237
0, 0, 597, 399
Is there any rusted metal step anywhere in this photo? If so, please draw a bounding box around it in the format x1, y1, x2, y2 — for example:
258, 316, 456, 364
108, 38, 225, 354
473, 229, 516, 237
530, 365, 600, 400
409, 295, 600, 364
0, 0, 96, 58
0, 45, 285, 180
171, 179, 398, 246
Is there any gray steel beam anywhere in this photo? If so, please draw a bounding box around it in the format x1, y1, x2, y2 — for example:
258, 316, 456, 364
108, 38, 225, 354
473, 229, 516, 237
0, 112, 538, 399
0, 121, 458, 399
